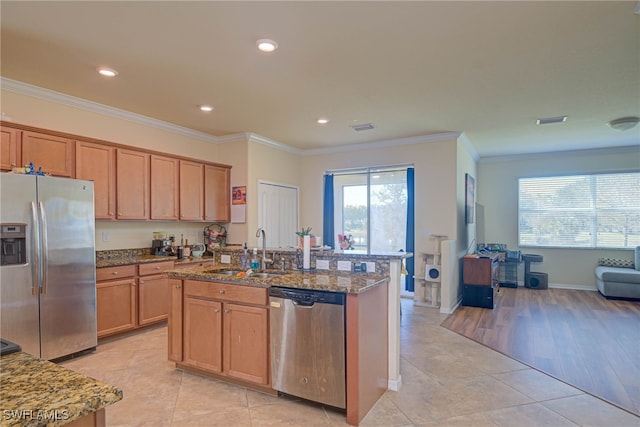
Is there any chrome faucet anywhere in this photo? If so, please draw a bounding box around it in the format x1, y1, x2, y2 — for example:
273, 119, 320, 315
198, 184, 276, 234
256, 228, 273, 270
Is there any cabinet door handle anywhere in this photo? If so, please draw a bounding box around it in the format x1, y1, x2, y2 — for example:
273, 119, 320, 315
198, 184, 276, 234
175, 285, 181, 289
155, 266, 160, 270
214, 308, 220, 313
219, 290, 225, 295
112, 271, 118, 275
140, 280, 144, 284
224, 309, 229, 314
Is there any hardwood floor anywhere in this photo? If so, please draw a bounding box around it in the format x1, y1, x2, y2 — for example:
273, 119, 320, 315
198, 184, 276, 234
441, 287, 640, 416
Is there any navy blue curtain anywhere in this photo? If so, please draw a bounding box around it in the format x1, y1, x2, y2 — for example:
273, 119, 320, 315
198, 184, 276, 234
323, 174, 335, 249
405, 168, 415, 291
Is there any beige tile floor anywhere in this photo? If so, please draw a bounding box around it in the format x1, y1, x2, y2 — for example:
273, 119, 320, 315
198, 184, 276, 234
62, 299, 640, 426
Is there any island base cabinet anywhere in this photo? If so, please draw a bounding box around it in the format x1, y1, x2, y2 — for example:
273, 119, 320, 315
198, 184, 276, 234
223, 303, 269, 385
183, 297, 222, 373
168, 279, 183, 362
175, 280, 270, 388
97, 279, 136, 338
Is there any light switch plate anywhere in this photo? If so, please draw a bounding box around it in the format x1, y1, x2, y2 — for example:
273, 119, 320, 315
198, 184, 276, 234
337, 260, 351, 271
221, 254, 231, 264
101, 231, 110, 242
365, 262, 376, 273
316, 259, 330, 270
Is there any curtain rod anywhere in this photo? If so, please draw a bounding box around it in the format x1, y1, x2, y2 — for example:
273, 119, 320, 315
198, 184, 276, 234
325, 163, 414, 176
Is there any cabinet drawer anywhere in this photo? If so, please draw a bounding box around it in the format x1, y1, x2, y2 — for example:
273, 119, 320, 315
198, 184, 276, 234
184, 280, 267, 306
96, 264, 137, 281
139, 260, 175, 276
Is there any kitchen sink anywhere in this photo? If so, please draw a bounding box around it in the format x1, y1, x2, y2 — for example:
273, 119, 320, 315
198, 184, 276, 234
250, 272, 284, 278
206, 269, 244, 275
205, 269, 284, 279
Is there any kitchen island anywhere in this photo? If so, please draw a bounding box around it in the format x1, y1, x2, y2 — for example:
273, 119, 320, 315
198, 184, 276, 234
0, 351, 122, 427
166, 265, 391, 426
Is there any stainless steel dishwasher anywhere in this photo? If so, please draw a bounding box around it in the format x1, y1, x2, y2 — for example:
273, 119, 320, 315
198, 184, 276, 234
269, 286, 346, 409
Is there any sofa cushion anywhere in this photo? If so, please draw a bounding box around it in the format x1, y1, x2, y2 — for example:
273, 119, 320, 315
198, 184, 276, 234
595, 266, 640, 284
598, 258, 634, 268
635, 246, 640, 271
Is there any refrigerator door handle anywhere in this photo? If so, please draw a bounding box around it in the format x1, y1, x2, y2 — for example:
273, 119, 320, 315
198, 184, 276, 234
30, 201, 40, 296
38, 201, 48, 295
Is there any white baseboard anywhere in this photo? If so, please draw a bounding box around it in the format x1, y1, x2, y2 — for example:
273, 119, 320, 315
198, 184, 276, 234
548, 283, 598, 291
388, 375, 402, 391
440, 298, 461, 314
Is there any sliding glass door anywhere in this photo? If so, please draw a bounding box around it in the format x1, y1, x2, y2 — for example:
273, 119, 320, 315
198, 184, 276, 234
333, 167, 407, 253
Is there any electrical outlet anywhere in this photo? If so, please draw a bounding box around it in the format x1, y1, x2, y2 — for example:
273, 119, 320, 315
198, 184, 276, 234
316, 259, 330, 270
365, 262, 376, 273
337, 260, 351, 271
221, 254, 231, 264
101, 231, 110, 242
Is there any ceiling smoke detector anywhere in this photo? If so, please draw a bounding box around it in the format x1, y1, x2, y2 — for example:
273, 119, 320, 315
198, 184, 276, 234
607, 116, 640, 131
536, 116, 567, 125
350, 123, 375, 131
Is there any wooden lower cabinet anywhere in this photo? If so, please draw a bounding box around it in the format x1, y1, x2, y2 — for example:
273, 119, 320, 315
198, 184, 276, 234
97, 261, 173, 338
175, 280, 269, 387
138, 274, 170, 325
97, 278, 136, 338
183, 297, 223, 372
223, 303, 269, 385
168, 279, 183, 362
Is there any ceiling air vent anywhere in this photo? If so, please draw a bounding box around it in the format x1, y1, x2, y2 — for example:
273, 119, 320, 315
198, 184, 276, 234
350, 123, 375, 131
536, 115, 567, 125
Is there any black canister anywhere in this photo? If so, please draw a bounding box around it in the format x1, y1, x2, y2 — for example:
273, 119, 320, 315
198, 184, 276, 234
177, 246, 184, 259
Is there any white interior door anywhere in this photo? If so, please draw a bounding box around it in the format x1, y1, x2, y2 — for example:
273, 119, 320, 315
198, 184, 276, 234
258, 181, 298, 248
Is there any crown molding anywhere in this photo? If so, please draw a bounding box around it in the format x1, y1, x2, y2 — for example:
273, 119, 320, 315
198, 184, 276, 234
301, 131, 462, 156
248, 133, 303, 155
478, 144, 640, 163
458, 132, 479, 162
1, 77, 220, 144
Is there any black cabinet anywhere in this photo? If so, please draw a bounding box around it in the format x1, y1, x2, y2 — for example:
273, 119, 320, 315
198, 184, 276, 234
462, 284, 495, 309
462, 254, 501, 309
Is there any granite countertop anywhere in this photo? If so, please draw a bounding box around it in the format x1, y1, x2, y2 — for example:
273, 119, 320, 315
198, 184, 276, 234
0, 352, 122, 427
212, 246, 413, 259
96, 255, 213, 268
166, 265, 389, 294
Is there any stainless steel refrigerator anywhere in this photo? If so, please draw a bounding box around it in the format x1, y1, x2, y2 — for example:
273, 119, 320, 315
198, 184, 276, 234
0, 174, 97, 360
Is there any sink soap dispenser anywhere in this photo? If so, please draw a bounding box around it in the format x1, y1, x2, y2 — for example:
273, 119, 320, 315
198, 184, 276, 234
250, 248, 260, 270
241, 243, 248, 268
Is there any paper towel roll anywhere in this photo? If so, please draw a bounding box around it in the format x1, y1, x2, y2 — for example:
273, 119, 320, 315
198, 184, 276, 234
303, 235, 311, 269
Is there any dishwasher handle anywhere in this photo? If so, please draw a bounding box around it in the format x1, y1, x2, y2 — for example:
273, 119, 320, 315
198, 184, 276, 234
292, 299, 315, 307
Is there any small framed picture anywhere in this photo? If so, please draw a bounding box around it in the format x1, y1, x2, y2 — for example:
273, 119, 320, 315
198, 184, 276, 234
465, 173, 475, 224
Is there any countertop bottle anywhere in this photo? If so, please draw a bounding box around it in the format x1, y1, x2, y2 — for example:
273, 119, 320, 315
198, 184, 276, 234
250, 248, 260, 269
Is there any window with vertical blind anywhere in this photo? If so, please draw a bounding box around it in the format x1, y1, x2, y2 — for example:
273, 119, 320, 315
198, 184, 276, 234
518, 172, 640, 249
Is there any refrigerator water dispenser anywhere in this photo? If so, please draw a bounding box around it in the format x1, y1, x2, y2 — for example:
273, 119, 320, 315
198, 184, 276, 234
1, 224, 26, 266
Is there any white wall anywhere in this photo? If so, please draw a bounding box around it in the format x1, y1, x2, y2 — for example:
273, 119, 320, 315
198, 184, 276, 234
245, 137, 302, 248
478, 146, 640, 289
300, 135, 461, 286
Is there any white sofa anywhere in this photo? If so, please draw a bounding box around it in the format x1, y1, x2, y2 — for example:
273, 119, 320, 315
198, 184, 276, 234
595, 246, 640, 299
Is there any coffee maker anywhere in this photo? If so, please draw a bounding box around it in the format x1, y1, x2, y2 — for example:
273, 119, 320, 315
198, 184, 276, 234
152, 238, 173, 256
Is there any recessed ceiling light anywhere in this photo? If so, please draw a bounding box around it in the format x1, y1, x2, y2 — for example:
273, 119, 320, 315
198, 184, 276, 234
199, 105, 214, 112
256, 39, 278, 53
608, 116, 640, 131
317, 118, 329, 125
536, 115, 567, 125
97, 67, 118, 77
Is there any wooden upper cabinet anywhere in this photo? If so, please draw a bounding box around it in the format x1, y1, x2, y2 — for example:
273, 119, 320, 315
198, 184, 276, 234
179, 160, 204, 221
204, 164, 230, 222
22, 131, 74, 177
150, 155, 179, 220
0, 127, 21, 171
116, 148, 150, 220
76, 141, 116, 220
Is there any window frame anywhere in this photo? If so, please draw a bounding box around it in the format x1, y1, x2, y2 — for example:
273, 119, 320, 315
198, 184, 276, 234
518, 171, 640, 249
